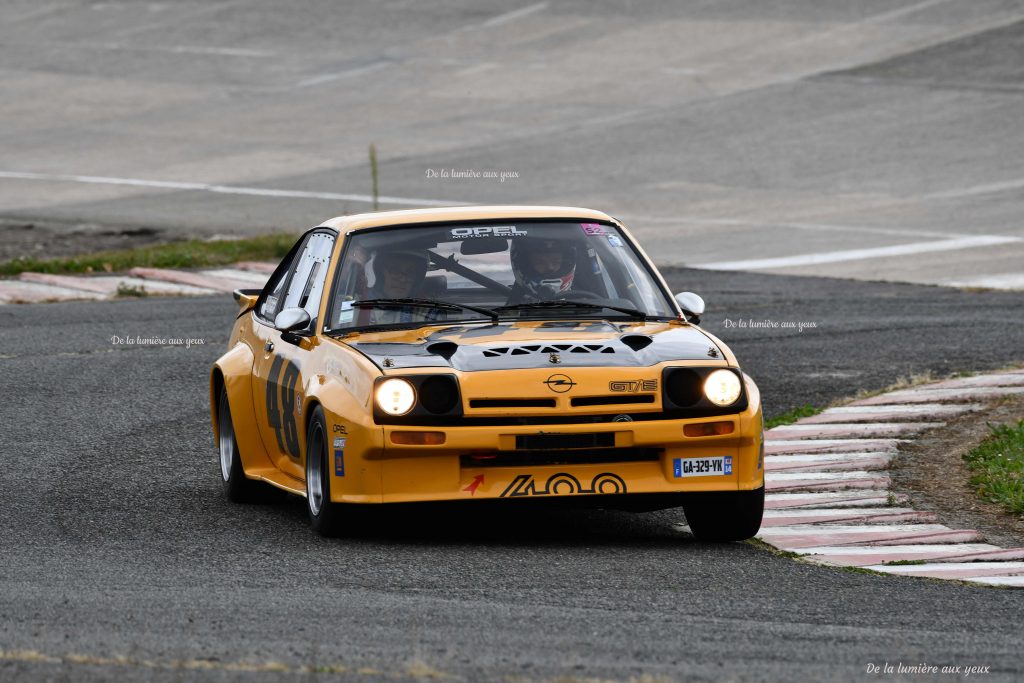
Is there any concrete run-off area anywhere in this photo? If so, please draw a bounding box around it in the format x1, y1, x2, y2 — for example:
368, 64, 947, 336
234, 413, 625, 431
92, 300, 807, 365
0, 262, 273, 303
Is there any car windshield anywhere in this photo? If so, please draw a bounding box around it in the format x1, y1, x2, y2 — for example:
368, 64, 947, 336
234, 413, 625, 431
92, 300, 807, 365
325, 221, 676, 331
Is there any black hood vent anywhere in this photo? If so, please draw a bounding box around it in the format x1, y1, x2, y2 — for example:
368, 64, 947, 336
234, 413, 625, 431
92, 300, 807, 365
426, 341, 459, 360
620, 334, 653, 352
482, 343, 615, 358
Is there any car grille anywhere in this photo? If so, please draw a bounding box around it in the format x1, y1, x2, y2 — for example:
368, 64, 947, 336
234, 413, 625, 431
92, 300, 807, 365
570, 395, 655, 407
461, 448, 661, 468
469, 398, 556, 409
515, 433, 615, 450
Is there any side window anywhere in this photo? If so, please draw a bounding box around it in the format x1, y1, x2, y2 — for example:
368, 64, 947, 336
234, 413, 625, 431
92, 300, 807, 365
258, 254, 296, 323
280, 232, 335, 328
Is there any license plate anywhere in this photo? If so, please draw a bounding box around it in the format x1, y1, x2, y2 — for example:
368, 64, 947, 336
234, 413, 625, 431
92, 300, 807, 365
673, 456, 732, 478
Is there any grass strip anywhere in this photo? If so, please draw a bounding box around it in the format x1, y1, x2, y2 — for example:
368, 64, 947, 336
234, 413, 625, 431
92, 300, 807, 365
765, 404, 822, 430
963, 419, 1024, 515
0, 234, 297, 277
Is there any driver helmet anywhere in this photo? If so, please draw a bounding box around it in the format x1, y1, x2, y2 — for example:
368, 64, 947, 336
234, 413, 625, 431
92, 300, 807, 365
370, 248, 429, 293
510, 237, 577, 298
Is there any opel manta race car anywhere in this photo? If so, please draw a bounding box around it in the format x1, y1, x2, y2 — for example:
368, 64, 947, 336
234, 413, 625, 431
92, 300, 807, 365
210, 206, 764, 540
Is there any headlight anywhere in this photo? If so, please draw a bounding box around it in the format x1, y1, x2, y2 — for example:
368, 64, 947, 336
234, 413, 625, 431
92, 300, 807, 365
376, 378, 416, 416
704, 370, 741, 407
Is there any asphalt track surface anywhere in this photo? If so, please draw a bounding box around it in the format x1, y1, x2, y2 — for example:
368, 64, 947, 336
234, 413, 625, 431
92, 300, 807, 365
3, 1, 1024, 680
2, 270, 1023, 682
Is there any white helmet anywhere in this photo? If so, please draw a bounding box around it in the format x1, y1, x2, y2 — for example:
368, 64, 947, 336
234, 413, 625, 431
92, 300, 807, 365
510, 237, 577, 299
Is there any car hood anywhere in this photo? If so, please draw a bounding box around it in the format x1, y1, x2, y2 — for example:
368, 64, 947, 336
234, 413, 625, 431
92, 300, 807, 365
340, 320, 724, 372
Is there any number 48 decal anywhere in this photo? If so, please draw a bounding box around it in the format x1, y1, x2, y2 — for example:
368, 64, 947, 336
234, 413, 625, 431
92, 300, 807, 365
266, 356, 301, 458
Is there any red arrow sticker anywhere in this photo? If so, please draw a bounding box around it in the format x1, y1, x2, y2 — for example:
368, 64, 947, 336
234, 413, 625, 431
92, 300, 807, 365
463, 474, 484, 496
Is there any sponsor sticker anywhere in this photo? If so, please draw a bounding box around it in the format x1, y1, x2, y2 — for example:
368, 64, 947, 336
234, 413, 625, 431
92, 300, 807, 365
607, 234, 623, 247
333, 437, 346, 449
673, 456, 732, 478
500, 472, 627, 498
334, 449, 345, 476
450, 226, 527, 239
338, 300, 354, 323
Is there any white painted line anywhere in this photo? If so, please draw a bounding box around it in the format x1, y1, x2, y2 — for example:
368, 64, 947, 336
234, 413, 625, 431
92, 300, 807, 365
944, 273, 1024, 290
923, 176, 1024, 201
767, 471, 888, 481
477, 2, 548, 28
62, 42, 276, 58
108, 0, 248, 40
866, 561, 1024, 574
0, 281, 107, 303
296, 61, 392, 88
96, 276, 216, 296
965, 576, 1024, 587
762, 507, 920, 519
767, 438, 902, 450
166, 45, 273, 57
929, 374, 1024, 389
799, 404, 981, 424
817, 404, 983, 414
772, 423, 941, 432
694, 235, 1022, 271
0, 171, 468, 208
765, 491, 897, 506
856, 0, 956, 25
790, 544, 1001, 557
852, 387, 1024, 405
201, 269, 270, 284
620, 215, 962, 240
765, 454, 892, 471
767, 451, 895, 461
758, 523, 955, 535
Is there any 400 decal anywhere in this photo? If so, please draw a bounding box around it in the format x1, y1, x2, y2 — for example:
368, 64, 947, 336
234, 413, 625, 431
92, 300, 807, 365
499, 472, 627, 498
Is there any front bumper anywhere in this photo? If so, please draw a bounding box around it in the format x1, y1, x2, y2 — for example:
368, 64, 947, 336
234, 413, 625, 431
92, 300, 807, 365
330, 401, 763, 504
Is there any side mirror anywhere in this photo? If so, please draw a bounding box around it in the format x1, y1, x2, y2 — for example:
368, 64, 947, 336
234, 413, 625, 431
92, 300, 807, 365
232, 288, 261, 314
674, 292, 705, 324
274, 308, 312, 345
275, 307, 311, 332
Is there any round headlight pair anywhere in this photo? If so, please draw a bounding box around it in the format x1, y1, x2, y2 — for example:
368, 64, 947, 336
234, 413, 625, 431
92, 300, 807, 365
376, 378, 416, 416
704, 369, 742, 407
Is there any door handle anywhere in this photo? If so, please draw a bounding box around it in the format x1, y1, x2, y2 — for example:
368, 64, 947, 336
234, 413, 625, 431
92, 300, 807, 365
265, 341, 274, 352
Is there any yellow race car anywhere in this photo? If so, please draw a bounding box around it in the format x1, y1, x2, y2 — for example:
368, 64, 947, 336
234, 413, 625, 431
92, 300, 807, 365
210, 206, 763, 540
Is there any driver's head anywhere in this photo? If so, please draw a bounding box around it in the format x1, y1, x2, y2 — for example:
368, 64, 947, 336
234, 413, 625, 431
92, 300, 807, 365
528, 249, 565, 277
372, 250, 428, 297
510, 237, 577, 297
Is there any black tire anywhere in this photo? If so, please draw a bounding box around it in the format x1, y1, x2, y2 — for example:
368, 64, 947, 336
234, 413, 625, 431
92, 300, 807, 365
218, 387, 276, 503
305, 405, 344, 536
682, 487, 764, 542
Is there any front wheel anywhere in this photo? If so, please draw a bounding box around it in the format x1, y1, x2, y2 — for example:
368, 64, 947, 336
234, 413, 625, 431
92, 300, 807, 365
305, 405, 344, 536
682, 487, 764, 542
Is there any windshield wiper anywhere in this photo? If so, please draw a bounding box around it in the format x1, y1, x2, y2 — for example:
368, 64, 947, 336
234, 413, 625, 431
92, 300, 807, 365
494, 300, 647, 320
353, 298, 498, 323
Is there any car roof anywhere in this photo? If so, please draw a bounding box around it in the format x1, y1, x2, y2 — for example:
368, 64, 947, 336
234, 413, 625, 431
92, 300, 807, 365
318, 205, 616, 232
